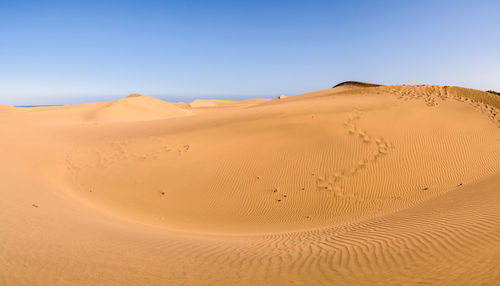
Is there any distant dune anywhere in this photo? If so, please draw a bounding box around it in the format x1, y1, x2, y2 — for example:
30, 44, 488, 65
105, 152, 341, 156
190, 98, 271, 107
87, 93, 192, 122
1, 84, 499, 285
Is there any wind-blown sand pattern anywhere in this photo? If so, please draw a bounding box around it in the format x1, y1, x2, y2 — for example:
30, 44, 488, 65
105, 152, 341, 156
1, 84, 499, 285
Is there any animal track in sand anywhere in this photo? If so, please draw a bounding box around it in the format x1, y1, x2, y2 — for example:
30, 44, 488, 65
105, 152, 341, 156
65, 138, 192, 195
312, 109, 394, 202
178, 144, 190, 153
389, 85, 442, 107
270, 187, 290, 203
389, 85, 500, 128
344, 108, 394, 165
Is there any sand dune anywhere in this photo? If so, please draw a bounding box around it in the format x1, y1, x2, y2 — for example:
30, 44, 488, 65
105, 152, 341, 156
0, 104, 13, 112
87, 93, 192, 122
0, 95, 192, 123
189, 98, 271, 108
1, 84, 499, 285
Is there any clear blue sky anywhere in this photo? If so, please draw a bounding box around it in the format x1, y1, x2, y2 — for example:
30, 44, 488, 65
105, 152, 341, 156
1, 0, 499, 105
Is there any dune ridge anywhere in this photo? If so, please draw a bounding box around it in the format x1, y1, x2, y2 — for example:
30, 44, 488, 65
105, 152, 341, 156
1, 84, 499, 285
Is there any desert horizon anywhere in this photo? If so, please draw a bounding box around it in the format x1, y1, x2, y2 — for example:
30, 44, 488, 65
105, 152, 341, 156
1, 81, 500, 285
2, 0, 500, 285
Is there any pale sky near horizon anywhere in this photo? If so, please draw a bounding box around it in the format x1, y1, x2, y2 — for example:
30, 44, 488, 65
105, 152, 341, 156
1, 0, 499, 105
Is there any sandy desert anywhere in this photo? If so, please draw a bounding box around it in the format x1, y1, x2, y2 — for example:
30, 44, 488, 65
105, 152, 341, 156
1, 82, 500, 285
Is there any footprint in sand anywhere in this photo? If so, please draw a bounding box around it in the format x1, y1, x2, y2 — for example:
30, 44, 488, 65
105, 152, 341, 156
321, 109, 395, 199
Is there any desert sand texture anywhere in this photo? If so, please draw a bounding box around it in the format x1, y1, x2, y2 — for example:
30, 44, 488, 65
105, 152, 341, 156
1, 82, 500, 285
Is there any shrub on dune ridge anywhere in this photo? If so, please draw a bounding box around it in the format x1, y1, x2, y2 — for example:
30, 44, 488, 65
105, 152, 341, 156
486, 90, 500, 96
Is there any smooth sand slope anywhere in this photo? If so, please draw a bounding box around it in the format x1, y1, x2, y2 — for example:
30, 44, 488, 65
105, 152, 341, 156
1, 84, 499, 285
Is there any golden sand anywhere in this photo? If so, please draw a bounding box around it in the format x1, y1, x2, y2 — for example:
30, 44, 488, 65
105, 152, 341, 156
1, 83, 499, 285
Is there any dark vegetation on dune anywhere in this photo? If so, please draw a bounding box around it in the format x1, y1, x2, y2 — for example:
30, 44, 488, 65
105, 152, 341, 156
332, 81, 382, 88
486, 90, 500, 96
